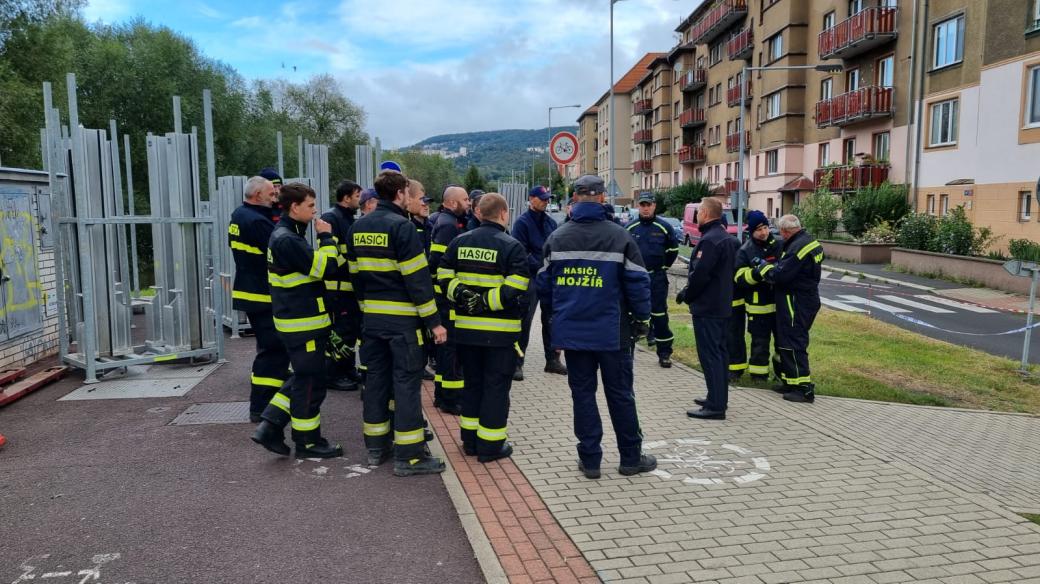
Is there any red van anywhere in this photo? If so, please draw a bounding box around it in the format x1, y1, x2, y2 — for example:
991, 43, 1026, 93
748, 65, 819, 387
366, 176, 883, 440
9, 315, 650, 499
681, 200, 738, 245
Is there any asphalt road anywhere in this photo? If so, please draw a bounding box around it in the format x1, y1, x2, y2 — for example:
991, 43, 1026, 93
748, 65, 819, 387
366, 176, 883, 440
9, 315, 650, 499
0, 337, 483, 584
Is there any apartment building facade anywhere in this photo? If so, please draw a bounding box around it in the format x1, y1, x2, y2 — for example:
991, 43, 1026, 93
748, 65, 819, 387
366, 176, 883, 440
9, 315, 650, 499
913, 0, 1040, 250
576, 106, 598, 177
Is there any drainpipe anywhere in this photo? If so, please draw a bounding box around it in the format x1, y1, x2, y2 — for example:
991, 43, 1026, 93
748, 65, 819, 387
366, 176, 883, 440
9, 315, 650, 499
911, 0, 930, 212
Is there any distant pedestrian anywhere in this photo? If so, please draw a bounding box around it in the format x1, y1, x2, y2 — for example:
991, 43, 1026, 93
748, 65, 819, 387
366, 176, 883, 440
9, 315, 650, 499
752, 214, 823, 403
678, 197, 738, 420
538, 174, 657, 480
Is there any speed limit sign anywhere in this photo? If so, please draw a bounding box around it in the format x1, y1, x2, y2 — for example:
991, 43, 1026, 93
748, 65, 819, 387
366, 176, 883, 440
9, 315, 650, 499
550, 132, 579, 166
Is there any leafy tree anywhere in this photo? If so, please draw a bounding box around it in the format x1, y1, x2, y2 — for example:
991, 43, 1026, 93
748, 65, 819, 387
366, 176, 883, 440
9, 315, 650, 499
391, 150, 459, 205
659, 180, 710, 218
463, 164, 486, 192
841, 183, 910, 237
793, 189, 841, 239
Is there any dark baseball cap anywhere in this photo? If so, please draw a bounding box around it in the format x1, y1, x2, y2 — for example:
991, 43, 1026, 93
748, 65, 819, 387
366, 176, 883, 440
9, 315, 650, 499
469, 189, 485, 201
360, 188, 378, 204
528, 185, 551, 200
420, 195, 432, 204
258, 167, 283, 185
637, 192, 655, 203
573, 175, 606, 195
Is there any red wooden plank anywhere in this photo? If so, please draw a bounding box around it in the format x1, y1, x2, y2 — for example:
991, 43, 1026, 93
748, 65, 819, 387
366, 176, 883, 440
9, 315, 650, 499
0, 368, 27, 387
0, 366, 68, 407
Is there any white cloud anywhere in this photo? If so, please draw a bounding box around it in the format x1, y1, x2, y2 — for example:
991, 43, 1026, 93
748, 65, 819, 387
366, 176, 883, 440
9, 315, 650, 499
195, 2, 223, 19
81, 0, 132, 23
230, 16, 264, 28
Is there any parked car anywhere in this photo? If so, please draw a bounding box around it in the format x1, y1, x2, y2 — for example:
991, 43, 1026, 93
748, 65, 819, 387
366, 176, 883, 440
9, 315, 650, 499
613, 204, 633, 226
681, 200, 738, 245
658, 216, 682, 236
548, 202, 559, 213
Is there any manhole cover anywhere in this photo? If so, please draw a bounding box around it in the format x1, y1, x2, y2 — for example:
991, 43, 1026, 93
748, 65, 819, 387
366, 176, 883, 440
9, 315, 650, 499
170, 402, 251, 425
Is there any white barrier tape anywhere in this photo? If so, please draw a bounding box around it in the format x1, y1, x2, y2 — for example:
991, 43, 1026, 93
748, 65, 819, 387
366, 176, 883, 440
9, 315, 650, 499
893, 313, 1040, 337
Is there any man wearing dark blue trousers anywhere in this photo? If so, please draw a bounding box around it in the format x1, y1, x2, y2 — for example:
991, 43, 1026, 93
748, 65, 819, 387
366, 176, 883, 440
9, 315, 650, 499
626, 192, 680, 368
678, 197, 738, 420
538, 175, 657, 480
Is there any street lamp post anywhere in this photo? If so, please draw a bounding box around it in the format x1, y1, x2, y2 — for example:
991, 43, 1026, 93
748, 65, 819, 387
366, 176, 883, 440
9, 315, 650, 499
548, 104, 581, 189
735, 63, 843, 242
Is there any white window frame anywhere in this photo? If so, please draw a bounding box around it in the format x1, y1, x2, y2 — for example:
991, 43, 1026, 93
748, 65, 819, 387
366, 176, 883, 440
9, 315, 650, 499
847, 68, 861, 92
933, 15, 965, 70
927, 194, 936, 215
873, 132, 890, 161
766, 92, 782, 120
1027, 65, 1040, 129
1020, 191, 1033, 222
819, 142, 830, 166
877, 55, 894, 88
843, 138, 856, 164
1034, 0, 1040, 29
769, 33, 783, 62
940, 194, 950, 217
929, 98, 959, 147
766, 150, 779, 175
823, 11, 836, 30
849, 0, 864, 16
821, 78, 833, 101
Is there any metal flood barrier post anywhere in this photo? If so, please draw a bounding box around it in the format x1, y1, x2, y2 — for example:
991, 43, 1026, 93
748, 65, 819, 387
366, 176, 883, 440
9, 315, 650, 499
44, 75, 223, 383
497, 182, 530, 232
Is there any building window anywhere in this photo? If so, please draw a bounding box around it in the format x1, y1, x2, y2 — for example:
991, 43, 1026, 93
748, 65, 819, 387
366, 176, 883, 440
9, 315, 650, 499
819, 143, 830, 166
766, 150, 779, 175
848, 0, 863, 16
768, 33, 783, 62
766, 92, 782, 119
940, 194, 950, 216
695, 168, 703, 181
843, 138, 856, 164
1020, 191, 1033, 221
929, 98, 959, 146
710, 42, 723, 65
926, 194, 936, 215
1033, 0, 1040, 30
821, 78, 833, 101
767, 197, 774, 218
933, 15, 965, 70
1027, 65, 1040, 128
823, 11, 836, 30
877, 55, 894, 88
846, 68, 861, 92
873, 132, 890, 161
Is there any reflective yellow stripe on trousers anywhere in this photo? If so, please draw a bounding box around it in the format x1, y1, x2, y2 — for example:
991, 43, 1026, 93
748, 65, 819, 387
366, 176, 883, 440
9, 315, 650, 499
291, 414, 320, 432
477, 425, 507, 441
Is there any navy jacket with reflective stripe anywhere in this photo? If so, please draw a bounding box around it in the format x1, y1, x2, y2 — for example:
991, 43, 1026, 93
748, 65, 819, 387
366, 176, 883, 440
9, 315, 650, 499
512, 208, 558, 278
684, 219, 738, 318
761, 229, 823, 313
267, 217, 339, 345
735, 234, 782, 313
626, 216, 679, 272
229, 202, 276, 313
321, 204, 357, 293
537, 202, 651, 352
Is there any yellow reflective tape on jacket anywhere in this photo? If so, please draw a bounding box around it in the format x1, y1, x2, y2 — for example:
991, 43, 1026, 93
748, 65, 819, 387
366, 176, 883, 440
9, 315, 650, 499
732, 298, 745, 307
796, 240, 822, 260
430, 243, 448, 254
504, 274, 529, 291
488, 287, 503, 311
274, 313, 332, 333
437, 268, 456, 281
398, 253, 428, 276
417, 299, 437, 318
231, 240, 263, 255
454, 314, 522, 332
324, 280, 354, 292
446, 278, 462, 300
269, 272, 318, 288
477, 425, 507, 441
228, 223, 240, 236
309, 248, 333, 278
456, 272, 505, 287
395, 428, 425, 445
746, 303, 776, 315
355, 258, 397, 272
232, 290, 272, 303
364, 421, 391, 436
251, 375, 284, 388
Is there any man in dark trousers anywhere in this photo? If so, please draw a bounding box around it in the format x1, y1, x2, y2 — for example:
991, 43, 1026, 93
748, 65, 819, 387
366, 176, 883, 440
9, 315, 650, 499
348, 171, 448, 476
678, 197, 738, 420
229, 176, 288, 423
626, 192, 680, 368
321, 179, 363, 392
251, 183, 344, 458
440, 193, 529, 462
753, 214, 823, 403
428, 186, 471, 414
734, 211, 782, 382
512, 185, 566, 380
537, 175, 656, 480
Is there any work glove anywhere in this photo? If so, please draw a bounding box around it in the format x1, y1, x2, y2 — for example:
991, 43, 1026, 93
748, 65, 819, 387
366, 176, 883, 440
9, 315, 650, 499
675, 285, 688, 305
450, 283, 475, 305
631, 318, 650, 342
325, 331, 355, 363
750, 256, 764, 268
459, 287, 489, 315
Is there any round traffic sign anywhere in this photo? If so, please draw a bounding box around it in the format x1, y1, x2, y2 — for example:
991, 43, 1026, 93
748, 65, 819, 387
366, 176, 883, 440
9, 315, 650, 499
550, 132, 579, 166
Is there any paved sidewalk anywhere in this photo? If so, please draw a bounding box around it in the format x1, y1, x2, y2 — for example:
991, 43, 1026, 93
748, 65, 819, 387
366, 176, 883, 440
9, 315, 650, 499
503, 321, 1040, 583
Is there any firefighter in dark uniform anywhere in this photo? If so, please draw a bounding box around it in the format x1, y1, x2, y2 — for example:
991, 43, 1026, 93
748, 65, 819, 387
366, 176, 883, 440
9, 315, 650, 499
405, 180, 436, 376
439, 193, 528, 462
428, 185, 471, 414
258, 167, 283, 222
734, 211, 782, 382
626, 192, 680, 368
251, 183, 344, 459
321, 179, 363, 392
348, 171, 447, 476
537, 175, 657, 480
229, 176, 289, 423
465, 189, 484, 231
752, 214, 823, 403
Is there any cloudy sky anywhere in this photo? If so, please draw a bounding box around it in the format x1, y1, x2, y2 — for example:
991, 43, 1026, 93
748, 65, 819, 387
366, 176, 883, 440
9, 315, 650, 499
83, 0, 703, 148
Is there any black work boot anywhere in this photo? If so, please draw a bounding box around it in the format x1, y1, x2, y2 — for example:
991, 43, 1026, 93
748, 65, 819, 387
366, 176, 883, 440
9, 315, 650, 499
251, 421, 290, 456
478, 441, 514, 463
728, 371, 743, 382
750, 374, 769, 383
462, 442, 477, 456
393, 455, 446, 477
771, 382, 788, 394
544, 358, 568, 375
783, 384, 816, 404
659, 356, 672, 368
577, 460, 601, 480
295, 438, 344, 459
249, 412, 262, 424
618, 454, 658, 476
327, 376, 359, 391
512, 364, 524, 381
367, 448, 391, 466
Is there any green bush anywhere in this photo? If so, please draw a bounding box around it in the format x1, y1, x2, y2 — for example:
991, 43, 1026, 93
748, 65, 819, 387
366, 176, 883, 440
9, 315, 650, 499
895, 213, 938, 251
858, 220, 897, 244
793, 190, 841, 239
841, 183, 911, 237
1009, 238, 1040, 262
659, 180, 711, 218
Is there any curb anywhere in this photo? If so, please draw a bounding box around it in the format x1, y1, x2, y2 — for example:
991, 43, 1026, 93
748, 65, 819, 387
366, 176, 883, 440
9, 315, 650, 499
822, 263, 936, 291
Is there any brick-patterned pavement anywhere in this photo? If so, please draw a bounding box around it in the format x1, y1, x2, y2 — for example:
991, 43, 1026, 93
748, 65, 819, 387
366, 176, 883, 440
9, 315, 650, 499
482, 319, 1040, 584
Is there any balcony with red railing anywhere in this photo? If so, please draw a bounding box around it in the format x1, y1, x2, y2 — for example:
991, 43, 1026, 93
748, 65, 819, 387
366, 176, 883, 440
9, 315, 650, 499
633, 129, 653, 144
725, 130, 750, 153
818, 7, 898, 60
679, 107, 706, 128
813, 164, 890, 192
677, 145, 706, 164
724, 178, 749, 194
727, 26, 753, 60
680, 68, 707, 92
726, 78, 752, 107
634, 159, 652, 173
634, 99, 653, 115
689, 0, 748, 46
816, 86, 894, 128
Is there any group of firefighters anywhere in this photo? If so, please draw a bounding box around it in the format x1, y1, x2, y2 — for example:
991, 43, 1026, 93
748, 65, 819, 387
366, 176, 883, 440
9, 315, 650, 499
228, 164, 821, 478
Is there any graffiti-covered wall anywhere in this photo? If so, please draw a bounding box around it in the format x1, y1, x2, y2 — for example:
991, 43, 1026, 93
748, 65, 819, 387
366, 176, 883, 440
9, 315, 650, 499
0, 168, 59, 368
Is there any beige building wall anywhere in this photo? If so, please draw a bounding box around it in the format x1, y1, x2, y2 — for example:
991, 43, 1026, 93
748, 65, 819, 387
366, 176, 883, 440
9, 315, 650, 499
595, 93, 634, 197
577, 109, 598, 177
